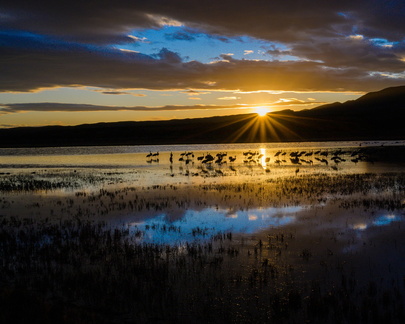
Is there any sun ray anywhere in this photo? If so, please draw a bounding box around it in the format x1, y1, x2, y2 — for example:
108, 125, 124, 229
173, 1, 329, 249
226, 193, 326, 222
176, 109, 321, 144
225, 115, 260, 142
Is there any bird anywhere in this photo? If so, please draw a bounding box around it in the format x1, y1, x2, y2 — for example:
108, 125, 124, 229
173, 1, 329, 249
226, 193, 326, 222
290, 157, 301, 165
215, 169, 224, 175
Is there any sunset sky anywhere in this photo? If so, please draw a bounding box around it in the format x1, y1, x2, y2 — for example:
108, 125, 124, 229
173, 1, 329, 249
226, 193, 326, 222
1, 1, 404, 128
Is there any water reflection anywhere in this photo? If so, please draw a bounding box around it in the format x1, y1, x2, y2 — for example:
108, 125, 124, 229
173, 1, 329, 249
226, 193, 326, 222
259, 148, 269, 170
128, 206, 302, 244
352, 213, 402, 231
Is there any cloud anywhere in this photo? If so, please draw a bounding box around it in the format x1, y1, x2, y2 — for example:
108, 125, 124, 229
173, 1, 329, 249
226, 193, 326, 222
292, 35, 405, 72
152, 48, 183, 63
180, 90, 210, 96
244, 50, 254, 55
217, 97, 240, 100
0, 1, 404, 94
2, 1, 403, 44
265, 45, 292, 57
271, 98, 325, 106
127, 35, 149, 43
164, 31, 196, 41
0, 102, 246, 113
99, 91, 146, 97
1, 0, 404, 64
0, 32, 403, 94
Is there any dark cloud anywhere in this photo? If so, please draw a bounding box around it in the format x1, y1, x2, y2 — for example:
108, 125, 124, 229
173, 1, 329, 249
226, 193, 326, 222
153, 48, 183, 63
293, 36, 405, 72
0, 1, 404, 94
0, 100, 325, 115
0, 31, 404, 94
265, 45, 292, 57
100, 91, 145, 96
164, 31, 196, 41
2, 1, 403, 44
0, 102, 245, 113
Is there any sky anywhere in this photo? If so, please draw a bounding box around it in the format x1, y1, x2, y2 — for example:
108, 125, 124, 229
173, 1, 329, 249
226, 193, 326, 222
0, 0, 404, 128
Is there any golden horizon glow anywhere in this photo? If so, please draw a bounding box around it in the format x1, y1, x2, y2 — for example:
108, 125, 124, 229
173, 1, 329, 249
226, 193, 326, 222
255, 107, 269, 116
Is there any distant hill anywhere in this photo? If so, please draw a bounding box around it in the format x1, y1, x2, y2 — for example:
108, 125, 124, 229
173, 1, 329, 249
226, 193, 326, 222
0, 86, 404, 147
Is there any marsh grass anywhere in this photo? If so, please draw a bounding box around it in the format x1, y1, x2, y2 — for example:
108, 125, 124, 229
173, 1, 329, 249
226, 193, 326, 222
1, 214, 404, 323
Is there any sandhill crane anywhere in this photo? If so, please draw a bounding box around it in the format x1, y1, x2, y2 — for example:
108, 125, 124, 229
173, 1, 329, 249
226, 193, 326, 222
215, 169, 224, 176
320, 158, 328, 165
229, 165, 237, 172
320, 151, 328, 157
290, 157, 301, 165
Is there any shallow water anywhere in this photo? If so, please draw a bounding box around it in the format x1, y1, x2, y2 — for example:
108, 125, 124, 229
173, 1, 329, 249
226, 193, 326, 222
1, 142, 405, 323
1, 141, 404, 246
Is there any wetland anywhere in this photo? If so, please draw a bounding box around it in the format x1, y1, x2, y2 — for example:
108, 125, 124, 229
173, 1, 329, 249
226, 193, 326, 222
1, 141, 405, 323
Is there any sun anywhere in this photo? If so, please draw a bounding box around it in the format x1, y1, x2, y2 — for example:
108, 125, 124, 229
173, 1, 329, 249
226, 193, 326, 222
255, 107, 269, 117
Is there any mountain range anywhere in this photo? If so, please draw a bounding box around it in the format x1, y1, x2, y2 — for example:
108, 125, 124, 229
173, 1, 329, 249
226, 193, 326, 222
1, 86, 404, 147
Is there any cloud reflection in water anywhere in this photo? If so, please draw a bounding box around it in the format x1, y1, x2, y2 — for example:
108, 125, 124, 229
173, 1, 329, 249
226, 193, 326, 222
352, 213, 401, 231
129, 206, 302, 244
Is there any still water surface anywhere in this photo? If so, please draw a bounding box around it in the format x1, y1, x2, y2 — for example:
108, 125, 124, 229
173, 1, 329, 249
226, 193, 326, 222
1, 140, 404, 246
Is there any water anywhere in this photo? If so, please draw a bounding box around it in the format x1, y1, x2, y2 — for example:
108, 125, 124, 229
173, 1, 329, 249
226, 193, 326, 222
1, 140, 404, 246
1, 140, 404, 169
2, 140, 405, 322
128, 206, 302, 245
1, 140, 403, 157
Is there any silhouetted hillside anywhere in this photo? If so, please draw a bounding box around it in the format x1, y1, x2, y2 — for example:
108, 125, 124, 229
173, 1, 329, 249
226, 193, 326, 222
0, 86, 404, 147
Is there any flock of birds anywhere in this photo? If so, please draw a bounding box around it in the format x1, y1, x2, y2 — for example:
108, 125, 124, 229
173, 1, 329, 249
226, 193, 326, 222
145, 148, 371, 173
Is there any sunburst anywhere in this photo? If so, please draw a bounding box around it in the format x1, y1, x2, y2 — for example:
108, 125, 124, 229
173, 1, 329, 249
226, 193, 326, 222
255, 107, 269, 117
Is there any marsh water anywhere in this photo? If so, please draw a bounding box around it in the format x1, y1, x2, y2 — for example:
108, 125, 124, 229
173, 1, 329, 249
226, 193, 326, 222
1, 140, 405, 323
1, 140, 405, 245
